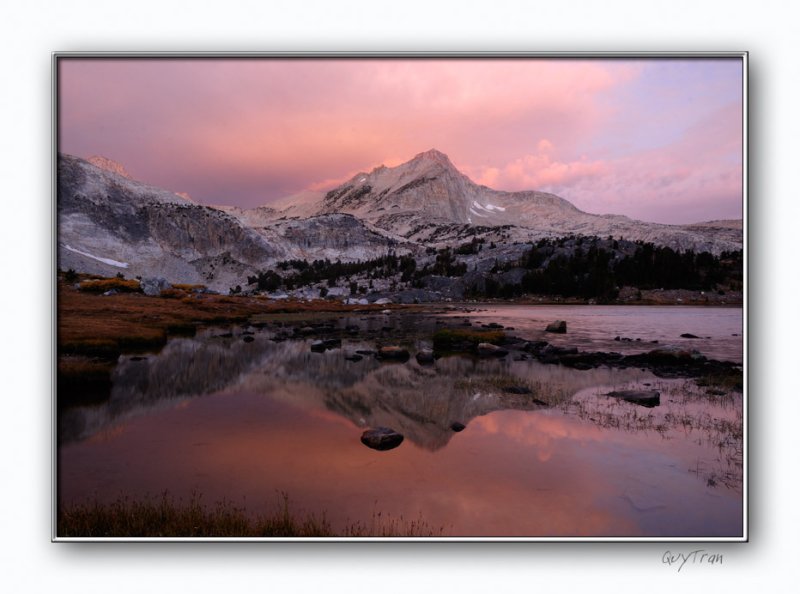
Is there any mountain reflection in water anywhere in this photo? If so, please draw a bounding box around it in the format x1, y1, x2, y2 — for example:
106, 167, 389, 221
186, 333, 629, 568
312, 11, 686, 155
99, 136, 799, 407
59, 327, 651, 449
58, 308, 743, 537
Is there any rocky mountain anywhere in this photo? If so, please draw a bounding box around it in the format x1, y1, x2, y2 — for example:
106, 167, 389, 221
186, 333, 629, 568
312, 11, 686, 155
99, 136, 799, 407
57, 154, 405, 291
318, 149, 580, 228
277, 149, 742, 254
86, 155, 134, 179
57, 150, 743, 296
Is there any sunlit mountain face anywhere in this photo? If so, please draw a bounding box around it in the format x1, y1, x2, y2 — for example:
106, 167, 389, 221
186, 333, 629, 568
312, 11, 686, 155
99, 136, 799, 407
57, 150, 742, 295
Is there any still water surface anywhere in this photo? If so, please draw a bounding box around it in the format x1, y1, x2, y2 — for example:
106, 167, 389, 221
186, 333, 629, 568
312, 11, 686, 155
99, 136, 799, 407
450, 304, 743, 363
58, 306, 744, 537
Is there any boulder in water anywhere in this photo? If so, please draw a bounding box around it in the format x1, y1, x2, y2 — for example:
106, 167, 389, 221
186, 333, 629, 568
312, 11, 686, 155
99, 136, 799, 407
415, 349, 435, 365
361, 427, 404, 451
606, 390, 661, 408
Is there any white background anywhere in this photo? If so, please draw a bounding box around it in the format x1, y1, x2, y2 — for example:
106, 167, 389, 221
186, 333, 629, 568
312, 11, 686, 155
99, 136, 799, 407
0, 1, 795, 592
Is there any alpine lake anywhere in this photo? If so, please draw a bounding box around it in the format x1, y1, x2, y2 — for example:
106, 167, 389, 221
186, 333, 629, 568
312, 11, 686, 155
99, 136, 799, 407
57, 304, 744, 538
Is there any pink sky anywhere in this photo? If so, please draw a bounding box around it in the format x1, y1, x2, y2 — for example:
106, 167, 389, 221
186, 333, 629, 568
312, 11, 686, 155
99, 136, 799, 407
58, 57, 743, 224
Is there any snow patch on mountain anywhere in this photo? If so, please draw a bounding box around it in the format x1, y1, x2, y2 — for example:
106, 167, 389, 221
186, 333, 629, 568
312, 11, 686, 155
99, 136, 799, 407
57, 150, 743, 293
62, 244, 129, 268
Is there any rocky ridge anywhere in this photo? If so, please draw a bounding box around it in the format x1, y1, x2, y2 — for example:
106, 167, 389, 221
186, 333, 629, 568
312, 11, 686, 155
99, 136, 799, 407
288, 149, 742, 254
57, 150, 743, 295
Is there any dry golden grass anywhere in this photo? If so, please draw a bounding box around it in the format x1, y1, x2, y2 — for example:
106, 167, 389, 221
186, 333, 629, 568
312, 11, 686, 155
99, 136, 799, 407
58, 278, 410, 404
78, 278, 142, 293
58, 492, 444, 538
58, 279, 406, 358
58, 355, 115, 377
157, 288, 191, 299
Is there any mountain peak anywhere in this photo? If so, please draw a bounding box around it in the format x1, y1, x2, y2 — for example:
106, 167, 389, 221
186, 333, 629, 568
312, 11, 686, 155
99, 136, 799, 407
411, 149, 454, 167
87, 155, 133, 179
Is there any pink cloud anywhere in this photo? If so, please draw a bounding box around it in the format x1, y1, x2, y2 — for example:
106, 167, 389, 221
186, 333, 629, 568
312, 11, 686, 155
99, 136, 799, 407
58, 58, 741, 222
468, 142, 610, 190
547, 103, 743, 222
59, 59, 638, 192
461, 100, 742, 224
472, 408, 615, 462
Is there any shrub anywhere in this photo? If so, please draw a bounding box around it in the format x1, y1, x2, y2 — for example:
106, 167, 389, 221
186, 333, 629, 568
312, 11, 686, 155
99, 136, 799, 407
78, 278, 142, 293
172, 283, 207, 292
159, 288, 188, 299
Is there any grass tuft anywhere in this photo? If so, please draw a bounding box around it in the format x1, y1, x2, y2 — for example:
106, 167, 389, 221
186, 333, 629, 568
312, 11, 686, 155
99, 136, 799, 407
695, 371, 743, 392
432, 328, 505, 351
58, 492, 444, 538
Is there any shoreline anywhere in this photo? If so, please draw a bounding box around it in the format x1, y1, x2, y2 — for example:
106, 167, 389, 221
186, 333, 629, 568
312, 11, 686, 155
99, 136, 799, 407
57, 280, 742, 363
57, 279, 743, 409
445, 299, 743, 308
56, 285, 743, 538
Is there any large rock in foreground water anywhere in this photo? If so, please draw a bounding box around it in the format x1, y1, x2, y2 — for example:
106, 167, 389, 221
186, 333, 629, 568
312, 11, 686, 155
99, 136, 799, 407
361, 427, 404, 451
415, 348, 435, 365
545, 320, 567, 333
606, 390, 661, 408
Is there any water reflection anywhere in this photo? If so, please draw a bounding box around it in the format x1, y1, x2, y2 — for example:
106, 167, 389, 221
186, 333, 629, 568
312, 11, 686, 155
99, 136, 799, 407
58, 308, 744, 537
60, 326, 654, 450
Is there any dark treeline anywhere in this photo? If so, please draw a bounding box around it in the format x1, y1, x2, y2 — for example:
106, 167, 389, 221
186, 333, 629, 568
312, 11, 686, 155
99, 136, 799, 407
248, 253, 417, 291
246, 236, 742, 301
468, 238, 743, 301
414, 247, 468, 279
247, 248, 472, 293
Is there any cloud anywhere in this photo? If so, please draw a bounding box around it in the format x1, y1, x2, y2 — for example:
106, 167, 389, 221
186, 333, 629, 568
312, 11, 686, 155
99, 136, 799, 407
467, 142, 610, 191
58, 58, 741, 222
550, 103, 743, 222
461, 99, 742, 224
472, 408, 613, 463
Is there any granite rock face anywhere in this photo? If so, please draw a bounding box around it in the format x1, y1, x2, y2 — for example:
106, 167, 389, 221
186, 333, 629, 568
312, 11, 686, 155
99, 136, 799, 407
140, 277, 171, 296
57, 154, 402, 292
302, 149, 742, 254
58, 150, 743, 295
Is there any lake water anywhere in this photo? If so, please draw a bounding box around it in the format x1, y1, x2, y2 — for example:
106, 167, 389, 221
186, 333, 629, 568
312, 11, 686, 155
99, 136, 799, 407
448, 304, 743, 363
58, 305, 744, 538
